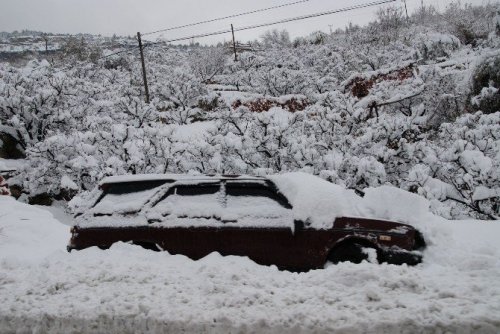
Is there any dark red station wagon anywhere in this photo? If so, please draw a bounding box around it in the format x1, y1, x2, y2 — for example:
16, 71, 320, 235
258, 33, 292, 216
68, 173, 425, 271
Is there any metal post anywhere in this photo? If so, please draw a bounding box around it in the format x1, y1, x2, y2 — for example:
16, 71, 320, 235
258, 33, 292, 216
137, 32, 150, 104
231, 24, 238, 61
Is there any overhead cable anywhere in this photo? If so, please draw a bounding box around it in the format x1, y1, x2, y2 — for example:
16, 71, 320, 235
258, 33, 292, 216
99, 0, 397, 59
150, 0, 397, 45
141, 0, 314, 36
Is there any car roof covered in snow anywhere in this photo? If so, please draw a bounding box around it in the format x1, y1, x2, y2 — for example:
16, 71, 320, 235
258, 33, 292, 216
93, 172, 364, 230
99, 174, 266, 186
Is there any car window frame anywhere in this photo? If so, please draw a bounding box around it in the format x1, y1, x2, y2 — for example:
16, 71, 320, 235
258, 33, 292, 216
224, 180, 292, 209
148, 180, 292, 217
91, 179, 173, 209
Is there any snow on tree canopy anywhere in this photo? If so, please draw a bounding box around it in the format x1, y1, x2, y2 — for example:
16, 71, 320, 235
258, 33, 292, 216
2, 2, 500, 220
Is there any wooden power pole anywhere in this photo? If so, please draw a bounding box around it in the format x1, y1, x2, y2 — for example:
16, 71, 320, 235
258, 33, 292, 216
231, 24, 238, 61
42, 34, 48, 52
403, 0, 409, 23
137, 32, 150, 104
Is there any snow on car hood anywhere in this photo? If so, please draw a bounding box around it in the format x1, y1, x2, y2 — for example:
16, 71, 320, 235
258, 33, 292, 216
268, 172, 363, 229
360, 185, 430, 227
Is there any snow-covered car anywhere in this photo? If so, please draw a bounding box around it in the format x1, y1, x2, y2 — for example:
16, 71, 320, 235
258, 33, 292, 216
68, 173, 425, 271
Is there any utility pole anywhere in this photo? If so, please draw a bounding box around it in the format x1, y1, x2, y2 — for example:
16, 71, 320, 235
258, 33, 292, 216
402, 0, 409, 23
231, 24, 238, 61
420, 0, 425, 24
137, 32, 150, 104
42, 33, 48, 52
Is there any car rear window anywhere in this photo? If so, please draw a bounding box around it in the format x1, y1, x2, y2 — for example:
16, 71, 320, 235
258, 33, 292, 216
225, 182, 292, 220
225, 182, 292, 209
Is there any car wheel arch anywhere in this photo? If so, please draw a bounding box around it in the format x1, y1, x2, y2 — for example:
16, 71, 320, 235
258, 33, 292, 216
326, 237, 381, 264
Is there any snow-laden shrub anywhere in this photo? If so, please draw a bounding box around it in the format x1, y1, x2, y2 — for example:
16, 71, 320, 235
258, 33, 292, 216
374, 6, 406, 45
408, 112, 499, 219
470, 53, 500, 114
420, 66, 469, 127
260, 29, 291, 48
23, 123, 183, 197
416, 32, 461, 62
254, 67, 308, 97
156, 69, 207, 124
443, 3, 499, 46
1, 3, 499, 220
60, 36, 103, 63
188, 47, 227, 84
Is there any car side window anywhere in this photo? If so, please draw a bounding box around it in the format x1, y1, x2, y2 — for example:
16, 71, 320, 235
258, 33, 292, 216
150, 181, 293, 227
91, 180, 172, 214
224, 182, 292, 220
153, 183, 223, 218
92, 185, 168, 215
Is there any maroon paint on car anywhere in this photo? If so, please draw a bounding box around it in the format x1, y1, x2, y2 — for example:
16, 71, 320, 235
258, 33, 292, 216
68, 175, 425, 271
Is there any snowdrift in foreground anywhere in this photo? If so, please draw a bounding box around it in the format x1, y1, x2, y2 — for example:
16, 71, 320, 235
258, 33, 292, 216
1, 194, 500, 334
0, 197, 69, 262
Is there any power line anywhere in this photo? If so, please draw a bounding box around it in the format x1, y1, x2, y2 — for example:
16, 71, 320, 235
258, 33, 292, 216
141, 0, 314, 36
148, 0, 396, 45
100, 0, 397, 60
96, 45, 137, 61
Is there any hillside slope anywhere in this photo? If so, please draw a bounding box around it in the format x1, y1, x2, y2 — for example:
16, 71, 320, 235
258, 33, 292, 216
0, 3, 499, 219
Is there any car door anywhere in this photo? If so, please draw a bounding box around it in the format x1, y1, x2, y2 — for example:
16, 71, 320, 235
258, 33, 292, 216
147, 180, 328, 271
147, 181, 225, 259
215, 180, 307, 269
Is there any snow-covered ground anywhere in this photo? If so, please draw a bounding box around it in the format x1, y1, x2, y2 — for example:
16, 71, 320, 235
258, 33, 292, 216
1, 195, 499, 333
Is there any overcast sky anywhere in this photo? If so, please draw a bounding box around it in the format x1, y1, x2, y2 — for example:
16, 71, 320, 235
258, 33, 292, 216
0, 0, 491, 44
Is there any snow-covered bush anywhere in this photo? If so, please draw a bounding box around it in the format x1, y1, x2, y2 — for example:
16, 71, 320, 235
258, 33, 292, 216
416, 32, 461, 62
189, 47, 227, 84
60, 36, 103, 63
443, 3, 498, 46
1, 3, 499, 220
374, 6, 406, 45
470, 53, 500, 114
260, 29, 291, 48
157, 69, 207, 123
408, 112, 499, 219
